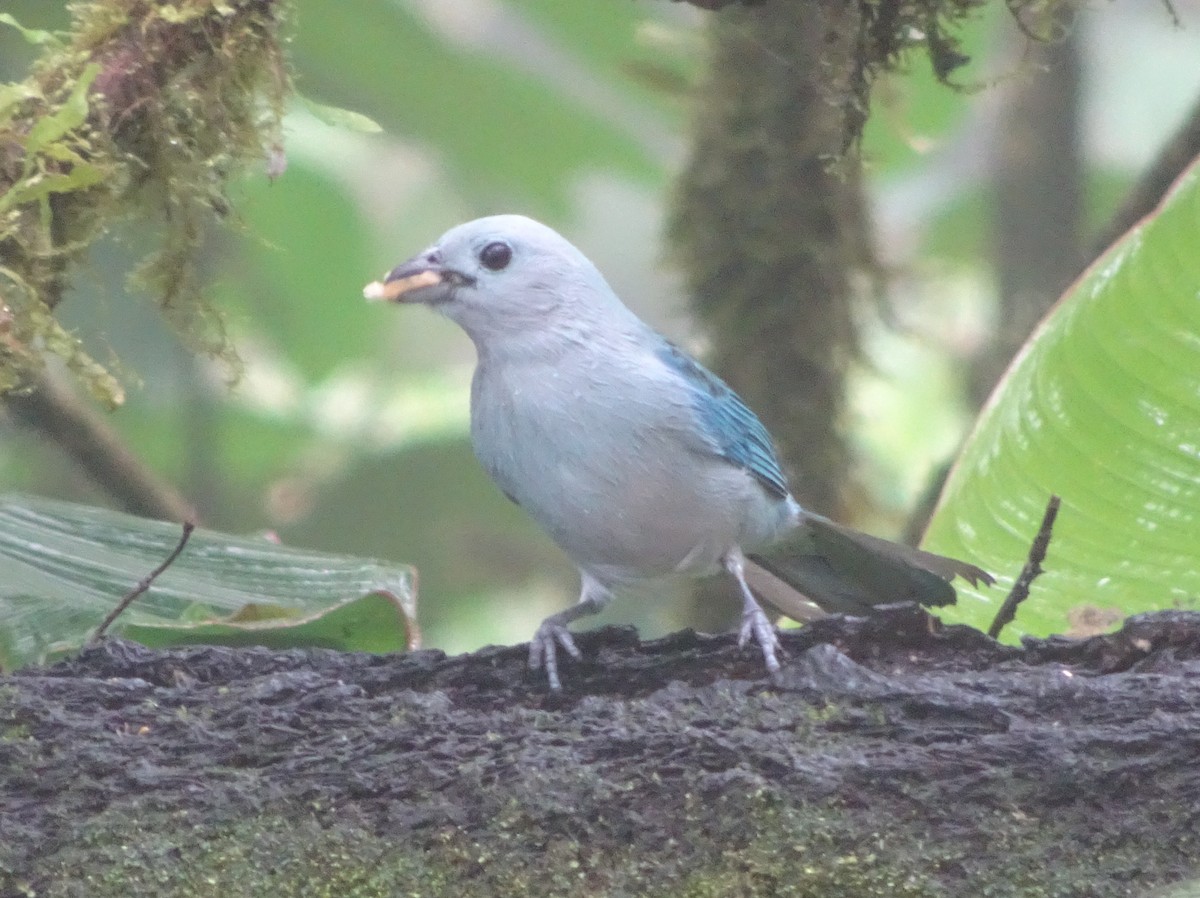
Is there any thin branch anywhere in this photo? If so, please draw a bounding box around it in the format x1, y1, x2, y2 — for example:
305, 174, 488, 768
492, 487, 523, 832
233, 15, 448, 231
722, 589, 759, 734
90, 521, 196, 642
988, 495, 1061, 640
3, 370, 196, 523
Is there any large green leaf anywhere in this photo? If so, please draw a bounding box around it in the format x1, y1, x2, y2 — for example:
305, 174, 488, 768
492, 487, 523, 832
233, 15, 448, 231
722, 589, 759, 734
0, 494, 417, 670
0, 11, 62, 47
291, 0, 663, 212
121, 591, 412, 655
231, 160, 377, 378
924, 159, 1200, 638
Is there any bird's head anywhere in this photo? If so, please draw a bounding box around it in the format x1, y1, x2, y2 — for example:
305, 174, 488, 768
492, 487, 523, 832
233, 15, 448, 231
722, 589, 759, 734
366, 214, 629, 348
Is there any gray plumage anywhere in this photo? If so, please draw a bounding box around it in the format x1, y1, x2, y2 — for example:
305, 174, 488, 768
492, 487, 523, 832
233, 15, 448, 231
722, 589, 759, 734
372, 214, 992, 689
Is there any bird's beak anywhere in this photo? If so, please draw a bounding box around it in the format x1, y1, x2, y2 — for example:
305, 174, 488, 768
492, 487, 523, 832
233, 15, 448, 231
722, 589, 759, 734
363, 254, 451, 303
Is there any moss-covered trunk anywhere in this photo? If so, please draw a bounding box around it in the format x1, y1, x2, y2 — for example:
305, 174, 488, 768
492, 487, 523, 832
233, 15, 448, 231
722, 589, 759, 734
3, 609, 1199, 896
671, 1, 871, 519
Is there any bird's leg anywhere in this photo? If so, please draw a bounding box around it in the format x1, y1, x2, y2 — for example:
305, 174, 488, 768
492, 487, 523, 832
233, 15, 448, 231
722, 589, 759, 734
723, 549, 782, 677
529, 573, 612, 691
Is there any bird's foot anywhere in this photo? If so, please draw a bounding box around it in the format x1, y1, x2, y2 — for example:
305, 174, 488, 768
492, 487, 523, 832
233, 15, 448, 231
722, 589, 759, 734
738, 605, 782, 677
528, 619, 583, 691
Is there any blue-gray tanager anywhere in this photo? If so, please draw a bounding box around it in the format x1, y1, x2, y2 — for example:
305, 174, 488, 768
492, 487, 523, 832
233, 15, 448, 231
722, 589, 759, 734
366, 215, 992, 689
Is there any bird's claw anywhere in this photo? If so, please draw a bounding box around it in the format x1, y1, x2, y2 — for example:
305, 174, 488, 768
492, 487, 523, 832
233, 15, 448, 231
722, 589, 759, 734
738, 605, 782, 676
529, 620, 583, 691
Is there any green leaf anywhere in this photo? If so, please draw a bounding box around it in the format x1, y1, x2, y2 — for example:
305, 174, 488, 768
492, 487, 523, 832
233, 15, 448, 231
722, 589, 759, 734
0, 494, 417, 670
295, 93, 383, 133
232, 161, 377, 377
0, 12, 60, 46
924, 159, 1200, 638
291, 1, 661, 213
23, 62, 99, 156
0, 163, 107, 212
516, 0, 694, 113
121, 591, 412, 654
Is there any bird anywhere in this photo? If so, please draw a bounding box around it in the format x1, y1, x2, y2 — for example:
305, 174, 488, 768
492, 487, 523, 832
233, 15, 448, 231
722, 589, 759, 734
365, 214, 993, 690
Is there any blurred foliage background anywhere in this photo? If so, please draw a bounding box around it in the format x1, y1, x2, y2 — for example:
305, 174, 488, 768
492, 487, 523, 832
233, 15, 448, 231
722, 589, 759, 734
1, 0, 1199, 655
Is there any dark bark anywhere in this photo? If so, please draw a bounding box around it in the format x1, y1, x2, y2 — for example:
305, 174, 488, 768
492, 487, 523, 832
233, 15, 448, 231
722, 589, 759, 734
3, 608, 1200, 896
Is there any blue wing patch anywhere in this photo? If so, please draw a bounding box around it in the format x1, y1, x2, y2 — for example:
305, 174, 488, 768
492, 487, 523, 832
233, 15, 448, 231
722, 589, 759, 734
656, 342, 790, 499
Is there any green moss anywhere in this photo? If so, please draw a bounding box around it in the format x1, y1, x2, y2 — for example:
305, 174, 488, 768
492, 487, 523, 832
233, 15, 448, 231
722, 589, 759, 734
0, 722, 30, 741
12, 664, 1193, 897
22, 781, 1195, 898
0, 0, 288, 405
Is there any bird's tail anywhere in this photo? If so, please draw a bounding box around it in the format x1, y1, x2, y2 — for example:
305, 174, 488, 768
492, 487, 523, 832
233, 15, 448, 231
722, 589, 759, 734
748, 514, 994, 619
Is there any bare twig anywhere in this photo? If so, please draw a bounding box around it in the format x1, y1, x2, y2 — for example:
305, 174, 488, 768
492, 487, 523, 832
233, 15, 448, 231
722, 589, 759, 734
90, 521, 196, 643
987, 495, 1061, 640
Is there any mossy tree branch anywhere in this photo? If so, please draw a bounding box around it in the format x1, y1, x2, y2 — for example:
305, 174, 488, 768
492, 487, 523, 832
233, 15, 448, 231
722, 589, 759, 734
4, 610, 1200, 895
0, 0, 288, 407
0, 0, 288, 518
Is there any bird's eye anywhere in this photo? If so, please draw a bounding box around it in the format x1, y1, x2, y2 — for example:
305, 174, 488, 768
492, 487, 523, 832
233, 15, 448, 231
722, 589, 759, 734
479, 241, 512, 271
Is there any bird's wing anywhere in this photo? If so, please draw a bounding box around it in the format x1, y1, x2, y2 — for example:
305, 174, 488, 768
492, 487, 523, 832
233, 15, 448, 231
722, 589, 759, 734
654, 341, 789, 499
750, 514, 996, 616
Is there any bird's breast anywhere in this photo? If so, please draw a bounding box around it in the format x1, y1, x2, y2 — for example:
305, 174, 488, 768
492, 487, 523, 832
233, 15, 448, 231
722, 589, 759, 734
469, 359, 792, 584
